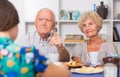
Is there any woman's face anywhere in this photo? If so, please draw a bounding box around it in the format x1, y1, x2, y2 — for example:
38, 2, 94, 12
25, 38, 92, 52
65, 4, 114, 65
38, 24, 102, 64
82, 18, 98, 38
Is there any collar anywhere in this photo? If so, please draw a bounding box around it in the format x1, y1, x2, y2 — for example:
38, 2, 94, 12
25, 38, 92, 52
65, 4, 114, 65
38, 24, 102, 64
35, 31, 51, 43
0, 37, 13, 49
0, 37, 13, 44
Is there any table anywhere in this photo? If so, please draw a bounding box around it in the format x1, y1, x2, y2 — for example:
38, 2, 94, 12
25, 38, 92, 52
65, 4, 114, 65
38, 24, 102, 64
72, 66, 120, 77
72, 72, 104, 77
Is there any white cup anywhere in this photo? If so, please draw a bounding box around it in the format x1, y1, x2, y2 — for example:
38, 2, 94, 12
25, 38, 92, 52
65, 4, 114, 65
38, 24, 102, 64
89, 52, 99, 65
48, 53, 59, 62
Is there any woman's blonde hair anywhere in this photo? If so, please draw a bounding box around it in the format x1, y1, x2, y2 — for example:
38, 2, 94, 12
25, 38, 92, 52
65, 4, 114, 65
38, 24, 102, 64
78, 11, 103, 32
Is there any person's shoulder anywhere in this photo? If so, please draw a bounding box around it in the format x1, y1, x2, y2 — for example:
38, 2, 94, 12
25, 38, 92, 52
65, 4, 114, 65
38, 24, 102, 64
25, 30, 37, 37
103, 40, 114, 44
27, 30, 40, 39
102, 40, 115, 46
16, 30, 37, 40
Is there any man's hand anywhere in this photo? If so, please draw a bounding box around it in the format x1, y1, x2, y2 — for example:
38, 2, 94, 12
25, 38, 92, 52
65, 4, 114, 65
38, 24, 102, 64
48, 29, 70, 62
49, 30, 63, 48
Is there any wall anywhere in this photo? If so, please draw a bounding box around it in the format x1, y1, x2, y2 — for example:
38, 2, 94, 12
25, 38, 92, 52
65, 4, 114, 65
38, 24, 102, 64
9, 0, 26, 39
24, 0, 59, 22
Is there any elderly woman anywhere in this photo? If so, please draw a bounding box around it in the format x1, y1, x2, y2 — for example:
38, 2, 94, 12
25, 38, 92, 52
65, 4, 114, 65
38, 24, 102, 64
0, 0, 71, 77
72, 11, 117, 65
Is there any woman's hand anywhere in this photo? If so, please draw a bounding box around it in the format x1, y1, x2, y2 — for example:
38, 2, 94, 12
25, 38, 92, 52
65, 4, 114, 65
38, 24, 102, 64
72, 56, 82, 63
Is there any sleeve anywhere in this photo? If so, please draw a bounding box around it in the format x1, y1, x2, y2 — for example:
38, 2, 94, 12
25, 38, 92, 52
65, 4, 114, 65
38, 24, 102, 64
105, 42, 117, 56
72, 43, 83, 58
34, 49, 49, 73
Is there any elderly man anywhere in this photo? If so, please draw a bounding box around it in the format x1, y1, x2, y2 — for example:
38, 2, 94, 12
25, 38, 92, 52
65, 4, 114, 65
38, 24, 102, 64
16, 8, 70, 62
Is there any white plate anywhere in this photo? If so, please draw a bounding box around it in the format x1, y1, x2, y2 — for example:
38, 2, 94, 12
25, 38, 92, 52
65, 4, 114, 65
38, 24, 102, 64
54, 62, 62, 66
71, 67, 104, 74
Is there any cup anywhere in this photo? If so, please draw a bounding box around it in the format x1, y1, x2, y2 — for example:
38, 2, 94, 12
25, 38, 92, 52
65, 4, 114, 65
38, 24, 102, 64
48, 53, 59, 62
89, 52, 99, 65
72, 11, 80, 20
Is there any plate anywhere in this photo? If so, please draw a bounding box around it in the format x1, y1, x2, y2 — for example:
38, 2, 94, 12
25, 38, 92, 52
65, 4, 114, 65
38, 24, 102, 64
71, 66, 104, 74
54, 62, 62, 66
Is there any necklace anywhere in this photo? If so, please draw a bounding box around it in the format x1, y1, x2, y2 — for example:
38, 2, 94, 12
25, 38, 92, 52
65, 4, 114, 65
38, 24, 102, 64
87, 37, 104, 52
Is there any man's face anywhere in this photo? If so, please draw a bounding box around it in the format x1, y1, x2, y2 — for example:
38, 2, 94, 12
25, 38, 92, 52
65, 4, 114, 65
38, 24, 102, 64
35, 10, 55, 37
